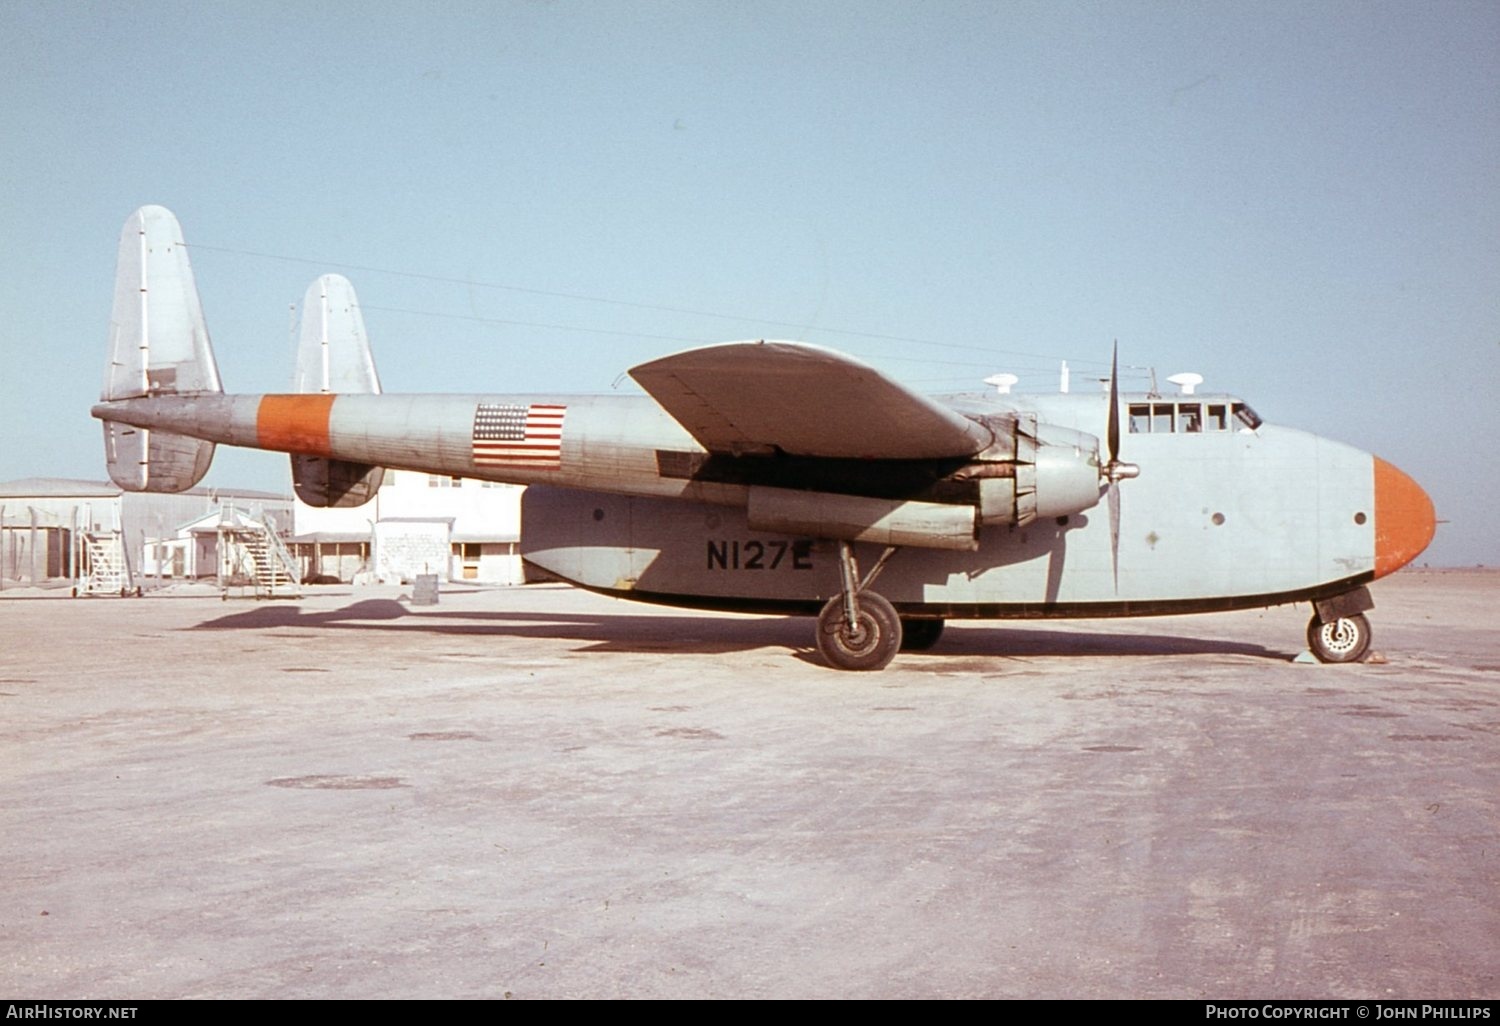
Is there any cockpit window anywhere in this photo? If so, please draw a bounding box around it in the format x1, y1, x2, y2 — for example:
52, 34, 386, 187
1128, 399, 1260, 433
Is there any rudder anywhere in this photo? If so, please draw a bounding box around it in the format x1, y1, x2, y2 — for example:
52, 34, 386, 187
101, 205, 221, 491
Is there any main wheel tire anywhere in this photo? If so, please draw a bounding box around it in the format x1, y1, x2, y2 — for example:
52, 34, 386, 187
899, 617, 945, 652
816, 591, 902, 671
1307, 612, 1372, 663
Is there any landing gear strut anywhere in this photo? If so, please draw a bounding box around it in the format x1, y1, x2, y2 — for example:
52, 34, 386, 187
815, 542, 902, 671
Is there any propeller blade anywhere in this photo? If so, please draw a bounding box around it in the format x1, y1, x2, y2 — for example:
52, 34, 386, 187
1106, 342, 1123, 593
1108, 480, 1121, 594
1107, 340, 1120, 468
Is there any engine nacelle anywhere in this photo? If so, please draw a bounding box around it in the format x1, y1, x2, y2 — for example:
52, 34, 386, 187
748, 485, 978, 551
974, 418, 1102, 526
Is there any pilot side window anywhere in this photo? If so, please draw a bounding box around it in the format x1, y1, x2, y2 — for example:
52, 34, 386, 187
1152, 403, 1175, 434
1178, 404, 1202, 433
1128, 404, 1150, 434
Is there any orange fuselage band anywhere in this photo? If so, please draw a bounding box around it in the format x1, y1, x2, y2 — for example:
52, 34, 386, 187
256, 394, 335, 457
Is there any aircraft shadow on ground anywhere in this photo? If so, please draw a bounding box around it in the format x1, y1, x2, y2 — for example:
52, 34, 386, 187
189, 599, 1286, 661
931, 626, 1280, 660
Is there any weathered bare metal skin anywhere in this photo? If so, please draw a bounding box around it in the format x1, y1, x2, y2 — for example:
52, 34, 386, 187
92, 382, 1424, 611
89, 206, 1438, 638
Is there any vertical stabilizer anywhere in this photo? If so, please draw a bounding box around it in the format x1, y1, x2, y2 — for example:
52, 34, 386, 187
293, 274, 381, 394
289, 274, 386, 507
101, 206, 221, 491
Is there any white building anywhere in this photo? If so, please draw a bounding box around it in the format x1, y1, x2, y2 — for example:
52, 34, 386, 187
142, 505, 287, 580
292, 470, 524, 585
0, 478, 292, 586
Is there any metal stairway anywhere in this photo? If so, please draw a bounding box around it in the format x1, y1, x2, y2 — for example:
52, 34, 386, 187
219, 518, 301, 600
76, 531, 134, 597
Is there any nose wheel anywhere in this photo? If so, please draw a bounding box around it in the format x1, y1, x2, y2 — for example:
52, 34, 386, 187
1306, 612, 1372, 663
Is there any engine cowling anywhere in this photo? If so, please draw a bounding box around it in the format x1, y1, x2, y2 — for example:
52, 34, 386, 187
972, 416, 1103, 526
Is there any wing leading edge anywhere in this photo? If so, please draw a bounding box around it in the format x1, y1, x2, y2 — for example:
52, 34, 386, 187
628, 341, 992, 460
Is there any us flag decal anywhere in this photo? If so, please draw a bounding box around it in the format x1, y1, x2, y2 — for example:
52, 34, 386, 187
471, 403, 566, 469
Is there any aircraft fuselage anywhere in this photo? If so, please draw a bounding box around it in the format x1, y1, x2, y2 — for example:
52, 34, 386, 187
92, 387, 1431, 618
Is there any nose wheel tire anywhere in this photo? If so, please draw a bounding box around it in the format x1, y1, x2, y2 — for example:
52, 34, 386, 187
899, 618, 945, 652
1307, 612, 1372, 663
816, 591, 902, 671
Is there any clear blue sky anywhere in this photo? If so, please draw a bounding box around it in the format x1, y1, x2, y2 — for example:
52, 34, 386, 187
2, 1, 1495, 565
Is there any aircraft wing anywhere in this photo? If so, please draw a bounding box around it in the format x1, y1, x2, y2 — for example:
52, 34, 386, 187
628, 341, 992, 459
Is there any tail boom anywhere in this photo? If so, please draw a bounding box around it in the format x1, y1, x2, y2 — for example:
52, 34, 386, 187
90, 391, 724, 503
91, 393, 582, 488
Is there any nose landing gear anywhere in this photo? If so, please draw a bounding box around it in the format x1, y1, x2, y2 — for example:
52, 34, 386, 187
1307, 612, 1372, 663
1307, 587, 1375, 663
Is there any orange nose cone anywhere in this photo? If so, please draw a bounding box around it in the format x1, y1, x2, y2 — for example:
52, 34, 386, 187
1374, 457, 1436, 578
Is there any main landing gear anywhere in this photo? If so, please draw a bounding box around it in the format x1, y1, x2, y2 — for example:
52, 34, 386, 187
1306, 588, 1375, 663
815, 542, 904, 671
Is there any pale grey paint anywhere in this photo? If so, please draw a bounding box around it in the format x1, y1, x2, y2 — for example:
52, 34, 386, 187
630, 341, 993, 459
522, 421, 1374, 609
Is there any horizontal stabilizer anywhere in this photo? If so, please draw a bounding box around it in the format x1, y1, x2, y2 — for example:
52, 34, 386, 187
100, 206, 220, 491
629, 341, 992, 460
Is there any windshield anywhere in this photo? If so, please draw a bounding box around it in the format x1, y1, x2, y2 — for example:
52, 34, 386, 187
1127, 399, 1262, 433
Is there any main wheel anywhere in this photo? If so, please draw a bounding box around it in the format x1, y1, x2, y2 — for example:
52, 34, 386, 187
899, 617, 945, 652
816, 592, 902, 671
1307, 613, 1371, 663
